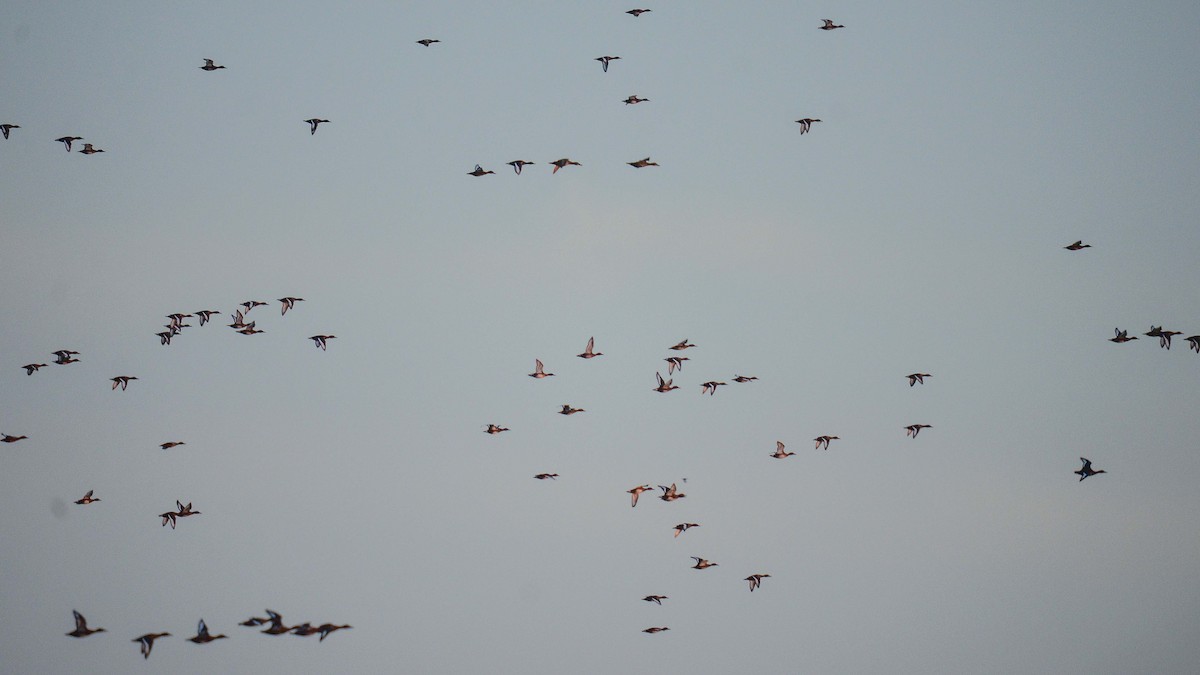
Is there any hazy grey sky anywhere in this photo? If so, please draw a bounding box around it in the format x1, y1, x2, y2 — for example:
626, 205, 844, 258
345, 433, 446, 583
3, 2, 1200, 673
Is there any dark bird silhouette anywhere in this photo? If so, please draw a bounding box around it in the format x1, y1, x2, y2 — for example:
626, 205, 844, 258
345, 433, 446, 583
200, 59, 225, 71
1064, 240, 1091, 250
188, 619, 227, 644
66, 610, 105, 637
133, 632, 170, 659
1075, 457, 1106, 482
305, 118, 330, 135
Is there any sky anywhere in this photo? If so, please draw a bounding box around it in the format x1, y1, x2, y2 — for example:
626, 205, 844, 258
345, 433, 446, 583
3, 1, 1200, 673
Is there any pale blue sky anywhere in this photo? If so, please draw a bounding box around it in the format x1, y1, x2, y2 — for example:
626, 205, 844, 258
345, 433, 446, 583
3, 2, 1200, 673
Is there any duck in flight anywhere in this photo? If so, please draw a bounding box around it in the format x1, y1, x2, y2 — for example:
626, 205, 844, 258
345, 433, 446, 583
468, 164, 494, 176
627, 9, 651, 17
1075, 457, 1106, 481
691, 556, 717, 569
195, 309, 220, 325
550, 158, 581, 173
534, 473, 559, 480
643, 595, 668, 605
310, 334, 336, 350
279, 297, 304, 315
21, 363, 47, 376
700, 381, 726, 395
1, 434, 28, 443
416, 39, 440, 46
160, 441, 186, 449
654, 372, 678, 393
56, 136, 83, 151
577, 337, 602, 358
1158, 329, 1182, 349
261, 610, 292, 635
0, 123, 18, 139
558, 404, 584, 415
906, 373, 931, 386
317, 624, 352, 641
507, 160, 535, 175
673, 523, 699, 537
643, 627, 670, 634
133, 632, 171, 659
628, 157, 659, 168
669, 339, 695, 351
79, 143, 105, 154
1109, 328, 1137, 343
905, 424, 932, 438
529, 359, 554, 378
665, 356, 688, 375
820, 19, 844, 30
627, 484, 653, 507
745, 574, 771, 592
659, 483, 685, 501
74, 490, 100, 505
1186, 335, 1200, 353
595, 56, 621, 72
732, 375, 758, 383
111, 376, 138, 391
770, 441, 795, 459
623, 95, 649, 105
200, 59, 225, 71
188, 619, 227, 644
66, 610, 105, 638
485, 424, 509, 435
814, 435, 839, 450
795, 118, 822, 134
1064, 240, 1091, 250
305, 118, 330, 135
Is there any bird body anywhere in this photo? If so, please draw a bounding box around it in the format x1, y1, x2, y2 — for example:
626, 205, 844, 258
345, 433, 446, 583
0, 123, 18, 139
310, 335, 336, 350
534, 473, 559, 480
691, 556, 717, 569
623, 95, 649, 105
75, 489, 100, 505
577, 337, 602, 358
1075, 457, 1106, 481
628, 157, 659, 168
56, 136, 83, 151
550, 158, 581, 173
67, 610, 105, 637
1064, 240, 1091, 250
305, 118, 330, 135
820, 19, 844, 30
200, 59, 225, 70
771, 441, 795, 459
673, 523, 699, 537
417, 39, 440, 46
745, 574, 771, 591
468, 164, 494, 176
654, 372, 678, 393
529, 359, 554, 378
22, 363, 47, 375
628, 484, 653, 507
79, 143, 104, 154
559, 404, 584, 415
905, 424, 932, 438
659, 483, 685, 501
111, 376, 138, 390
133, 632, 171, 659
595, 56, 621, 72
814, 435, 839, 450
507, 160, 534, 174
906, 373, 931, 386
188, 619, 227, 643
795, 118, 822, 134
485, 424, 509, 434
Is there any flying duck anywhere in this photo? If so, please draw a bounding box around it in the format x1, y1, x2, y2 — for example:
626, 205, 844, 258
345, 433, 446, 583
188, 619, 227, 644
1186, 335, 1200, 353
0, 123, 18, 139
74, 490, 100, 505
507, 160, 535, 174
261, 610, 292, 635
654, 372, 678, 393
669, 339, 695, 351
1158, 329, 1182, 350
690, 556, 717, 569
673, 523, 699, 537
628, 157, 659, 168
21, 363, 48, 376
643, 595, 668, 605
732, 375, 758, 383
133, 632, 171, 659
623, 95, 649, 105
771, 441, 795, 459
558, 404, 584, 415
820, 19, 844, 30
534, 473, 559, 480
905, 424, 932, 438
814, 435, 839, 450
200, 59, 225, 71
550, 158, 581, 173
1064, 240, 1091, 250
627, 484, 653, 507
279, 297, 304, 315
160, 441, 186, 449
485, 424, 509, 434
56, 136, 83, 151
317, 624, 352, 641
906, 373, 932, 386
309, 335, 336, 350
78, 143, 105, 154
627, 9, 651, 17
665, 356, 688, 374
240, 300, 268, 313
1109, 328, 1138, 343
468, 164, 495, 176
110, 376, 138, 391
643, 627, 670, 634
795, 118, 821, 134
700, 381, 726, 395
1, 434, 28, 443
745, 574, 771, 592
659, 483, 686, 501
577, 337, 602, 358
305, 118, 330, 135
529, 359, 554, 378
66, 610, 105, 637
595, 56, 621, 72
195, 310, 221, 325
416, 39, 440, 46
1075, 457, 1106, 481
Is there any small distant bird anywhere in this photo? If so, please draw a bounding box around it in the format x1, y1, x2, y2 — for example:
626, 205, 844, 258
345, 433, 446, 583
74, 490, 100, 505
623, 95, 649, 105
529, 359, 554, 378
595, 56, 621, 72
238, 326, 264, 335
317, 624, 351, 641
309, 335, 336, 350
175, 500, 200, 518
195, 310, 220, 325
468, 164, 494, 176
905, 424, 932, 438
732, 375, 757, 383
669, 339, 695, 351
22, 363, 48, 376
160, 441, 186, 449
78, 143, 105, 154
628, 484, 653, 507
507, 160, 535, 175
416, 39, 440, 46
1075, 457, 1106, 482
665, 356, 689, 374
290, 623, 320, 637
133, 632, 171, 659
907, 373, 932, 387
160, 511, 178, 529
188, 619, 227, 644
820, 19, 844, 30
261, 610, 291, 635
56, 136, 83, 151
0, 123, 18, 139
305, 118, 330, 135
628, 157, 659, 168
1109, 328, 1138, 343
690, 556, 717, 569
534, 473, 559, 480
200, 59, 225, 71
795, 118, 822, 134
814, 435, 839, 450
485, 424, 509, 435
1158, 329, 1182, 350
279, 297, 304, 315
1064, 240, 1091, 251
2, 434, 29, 443
673, 523, 699, 538
771, 441, 795, 459
156, 331, 173, 345
1186, 335, 1200, 353
66, 610, 105, 638
626, 9, 651, 17
643, 627, 670, 634
559, 404, 584, 415
745, 574, 771, 592
111, 376, 138, 391
239, 616, 270, 627
643, 595, 668, 605
654, 372, 678, 393
577, 337, 602, 358
700, 381, 726, 395
659, 483, 685, 501
550, 158, 581, 173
